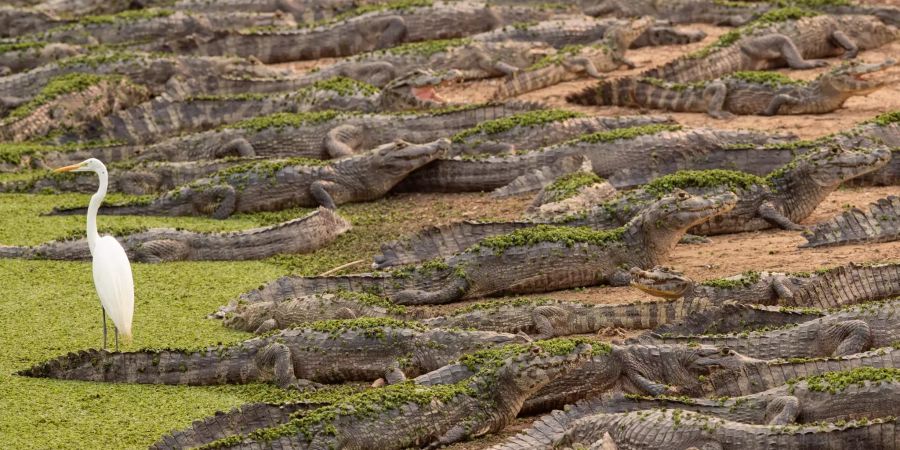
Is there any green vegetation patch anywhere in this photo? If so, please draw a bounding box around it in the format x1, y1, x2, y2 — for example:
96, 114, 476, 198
8, 73, 117, 119
328, 289, 406, 315
638, 77, 707, 92
303, 76, 380, 97
644, 169, 767, 197
224, 111, 344, 132
687, 7, 819, 59
67, 8, 174, 27
474, 224, 625, 253
449, 297, 553, 315
728, 71, 803, 86
789, 368, 900, 394
0, 140, 122, 165
701, 271, 762, 289
329, 0, 433, 23
575, 124, 682, 144
0, 41, 46, 53
865, 110, 900, 126
303, 317, 426, 339
451, 109, 584, 142
528, 44, 585, 70
459, 338, 609, 374
544, 172, 605, 203
56, 50, 155, 69
379, 38, 470, 57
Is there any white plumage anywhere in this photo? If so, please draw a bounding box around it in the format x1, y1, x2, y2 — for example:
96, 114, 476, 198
54, 158, 136, 348
92, 235, 134, 339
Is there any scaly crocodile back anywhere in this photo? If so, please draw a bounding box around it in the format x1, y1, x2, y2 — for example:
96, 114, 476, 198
801, 196, 900, 248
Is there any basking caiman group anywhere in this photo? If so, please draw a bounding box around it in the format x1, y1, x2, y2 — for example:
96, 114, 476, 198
3, 0, 899, 449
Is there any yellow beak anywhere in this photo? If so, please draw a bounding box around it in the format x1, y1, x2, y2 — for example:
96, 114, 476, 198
53, 163, 83, 173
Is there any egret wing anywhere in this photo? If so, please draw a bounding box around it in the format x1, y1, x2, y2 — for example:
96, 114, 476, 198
92, 236, 135, 338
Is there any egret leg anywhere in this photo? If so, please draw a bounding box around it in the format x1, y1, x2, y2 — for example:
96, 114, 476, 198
102, 308, 108, 350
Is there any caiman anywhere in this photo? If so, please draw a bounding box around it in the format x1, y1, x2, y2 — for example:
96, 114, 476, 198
802, 195, 900, 248
567, 9, 899, 91
393, 125, 795, 194
0, 208, 350, 263
376, 144, 891, 268
220, 190, 737, 311
512, 366, 900, 446
574, 59, 898, 118
51, 138, 450, 217
181, 1, 569, 63
63, 72, 459, 145
491, 17, 655, 99
150, 339, 593, 450
500, 408, 900, 450
19, 318, 526, 387
634, 299, 900, 360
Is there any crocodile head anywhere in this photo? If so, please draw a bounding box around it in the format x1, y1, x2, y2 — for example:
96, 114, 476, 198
223, 301, 274, 332
642, 189, 737, 232
380, 69, 462, 111
686, 345, 758, 372
836, 15, 900, 50
368, 138, 450, 178
629, 266, 694, 299
605, 16, 655, 52
793, 144, 892, 187
631, 190, 737, 256
819, 59, 898, 96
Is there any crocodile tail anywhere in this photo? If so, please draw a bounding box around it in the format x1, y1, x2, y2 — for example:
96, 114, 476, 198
18, 346, 258, 385
151, 402, 323, 450
0, 245, 33, 259
373, 221, 535, 269
494, 155, 592, 198
491, 394, 631, 450
500, 99, 550, 112
652, 302, 824, 336
225, 274, 391, 314
48, 203, 152, 216
801, 196, 899, 248
493, 66, 574, 100
786, 261, 900, 309
565, 77, 636, 106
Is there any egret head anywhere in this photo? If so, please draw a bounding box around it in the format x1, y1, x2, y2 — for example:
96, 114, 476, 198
53, 158, 106, 174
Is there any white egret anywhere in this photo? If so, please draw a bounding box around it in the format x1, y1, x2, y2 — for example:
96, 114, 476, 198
54, 158, 134, 351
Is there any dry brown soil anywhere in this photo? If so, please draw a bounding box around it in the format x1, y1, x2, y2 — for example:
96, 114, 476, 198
286, 23, 899, 449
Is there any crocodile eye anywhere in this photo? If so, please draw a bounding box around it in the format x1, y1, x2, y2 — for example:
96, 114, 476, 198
720, 347, 733, 355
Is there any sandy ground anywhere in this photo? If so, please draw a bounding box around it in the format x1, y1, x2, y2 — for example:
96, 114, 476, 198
275, 22, 900, 449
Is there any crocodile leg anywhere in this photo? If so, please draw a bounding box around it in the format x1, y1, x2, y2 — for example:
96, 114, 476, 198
825, 319, 873, 356
324, 124, 364, 158
830, 30, 859, 59
392, 278, 469, 305
424, 424, 470, 450
741, 33, 829, 69
771, 275, 795, 300
533, 305, 571, 339
757, 201, 804, 230
704, 81, 734, 119
209, 185, 238, 219
310, 180, 339, 209
565, 57, 604, 77
765, 395, 800, 425
370, 16, 408, 50
133, 239, 191, 263
256, 343, 316, 389
215, 138, 256, 158
761, 93, 800, 116
255, 319, 277, 334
